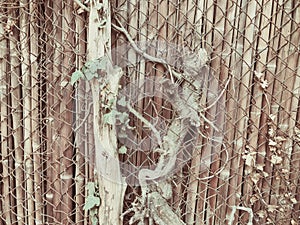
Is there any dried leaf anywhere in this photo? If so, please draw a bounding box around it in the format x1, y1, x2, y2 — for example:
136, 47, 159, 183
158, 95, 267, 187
60, 80, 68, 87
290, 197, 297, 204
267, 205, 278, 213
254, 71, 264, 80
270, 155, 283, 165
260, 80, 269, 89
250, 195, 259, 205
77, 7, 85, 14
268, 127, 275, 137
256, 163, 264, 171
268, 139, 277, 146
274, 136, 287, 142
256, 210, 266, 218
243, 154, 252, 166
242, 153, 256, 167
262, 171, 269, 177
276, 148, 282, 155
250, 172, 262, 184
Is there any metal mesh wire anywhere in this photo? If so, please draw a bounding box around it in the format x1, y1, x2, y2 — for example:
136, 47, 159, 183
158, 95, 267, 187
0, 0, 299, 224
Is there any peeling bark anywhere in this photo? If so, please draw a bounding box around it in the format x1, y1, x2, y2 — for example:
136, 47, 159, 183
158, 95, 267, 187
86, 1, 126, 224
148, 192, 185, 225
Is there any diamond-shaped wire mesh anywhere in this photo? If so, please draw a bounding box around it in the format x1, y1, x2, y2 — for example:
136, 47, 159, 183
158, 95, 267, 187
0, 0, 299, 225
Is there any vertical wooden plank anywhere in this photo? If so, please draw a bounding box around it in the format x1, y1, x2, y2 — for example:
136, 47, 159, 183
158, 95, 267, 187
185, 3, 206, 224
19, 1, 34, 224
218, 1, 241, 223
137, 0, 148, 184
259, 0, 278, 217
254, 1, 278, 220
215, 0, 238, 223
74, 4, 87, 225
60, 0, 76, 224
50, 1, 63, 222
132, 0, 144, 188
266, 2, 284, 217
8, 2, 25, 224
201, 1, 216, 224
44, 0, 55, 222
182, 0, 197, 47
190, 2, 210, 224
141, 1, 156, 200
204, 0, 228, 224
244, 0, 273, 224
203, 0, 214, 53
30, 1, 43, 223
0, 13, 12, 225
181, 3, 203, 221
223, 0, 255, 223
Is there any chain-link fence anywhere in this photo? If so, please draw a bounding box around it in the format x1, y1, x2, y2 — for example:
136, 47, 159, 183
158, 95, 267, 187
0, 0, 299, 225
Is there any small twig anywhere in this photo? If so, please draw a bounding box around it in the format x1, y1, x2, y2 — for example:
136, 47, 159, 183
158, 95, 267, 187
203, 74, 231, 111
253, 184, 269, 207
120, 208, 135, 219
74, 0, 90, 12
112, 18, 207, 92
263, 92, 271, 114
198, 110, 220, 132
197, 143, 229, 181
112, 18, 167, 65
167, 65, 174, 83
126, 103, 163, 147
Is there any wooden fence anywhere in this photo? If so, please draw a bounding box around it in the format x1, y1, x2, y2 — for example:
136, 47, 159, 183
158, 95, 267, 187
0, 0, 299, 224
